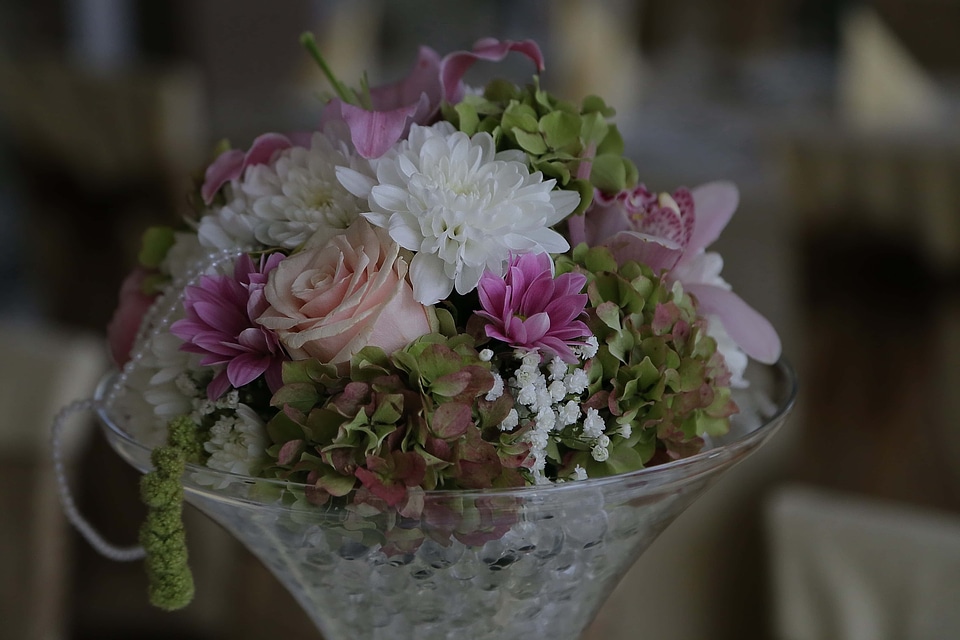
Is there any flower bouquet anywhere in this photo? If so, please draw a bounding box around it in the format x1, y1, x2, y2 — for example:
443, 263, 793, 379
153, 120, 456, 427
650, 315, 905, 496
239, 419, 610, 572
72, 33, 796, 640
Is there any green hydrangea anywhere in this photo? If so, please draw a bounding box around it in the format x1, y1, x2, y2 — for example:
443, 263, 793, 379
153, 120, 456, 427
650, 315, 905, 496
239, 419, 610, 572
554, 244, 737, 478
441, 77, 638, 214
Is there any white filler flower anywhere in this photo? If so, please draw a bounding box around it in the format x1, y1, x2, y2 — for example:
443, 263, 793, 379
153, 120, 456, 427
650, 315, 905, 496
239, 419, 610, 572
337, 122, 579, 304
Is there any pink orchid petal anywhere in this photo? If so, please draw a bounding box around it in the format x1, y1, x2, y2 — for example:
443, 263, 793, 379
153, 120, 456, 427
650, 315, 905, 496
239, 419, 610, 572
689, 181, 739, 254
568, 214, 587, 247
340, 95, 430, 159
607, 231, 683, 273
440, 38, 545, 103
685, 284, 782, 364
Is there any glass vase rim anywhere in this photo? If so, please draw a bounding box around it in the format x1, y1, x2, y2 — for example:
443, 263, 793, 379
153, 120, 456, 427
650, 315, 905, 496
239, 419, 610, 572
95, 357, 797, 499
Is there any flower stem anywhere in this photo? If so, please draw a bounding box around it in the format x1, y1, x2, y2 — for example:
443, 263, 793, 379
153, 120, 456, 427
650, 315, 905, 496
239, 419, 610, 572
300, 31, 357, 106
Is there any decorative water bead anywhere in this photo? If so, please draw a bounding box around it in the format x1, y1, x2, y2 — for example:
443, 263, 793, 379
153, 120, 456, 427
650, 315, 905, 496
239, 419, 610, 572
336, 540, 371, 561
562, 506, 608, 549
418, 538, 465, 569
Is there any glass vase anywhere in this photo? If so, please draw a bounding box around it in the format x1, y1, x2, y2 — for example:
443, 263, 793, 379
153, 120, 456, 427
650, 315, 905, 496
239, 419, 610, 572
96, 359, 796, 640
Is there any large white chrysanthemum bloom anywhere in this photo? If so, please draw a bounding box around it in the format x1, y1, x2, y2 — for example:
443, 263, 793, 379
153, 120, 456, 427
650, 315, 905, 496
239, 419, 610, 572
337, 122, 580, 304
200, 131, 369, 250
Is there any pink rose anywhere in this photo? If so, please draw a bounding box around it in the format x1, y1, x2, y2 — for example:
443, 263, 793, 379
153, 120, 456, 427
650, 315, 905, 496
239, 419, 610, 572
257, 221, 435, 365
106, 267, 157, 366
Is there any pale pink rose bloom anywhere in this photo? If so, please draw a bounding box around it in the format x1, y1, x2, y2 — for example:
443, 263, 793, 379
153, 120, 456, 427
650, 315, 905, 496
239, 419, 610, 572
106, 267, 157, 366
257, 220, 435, 365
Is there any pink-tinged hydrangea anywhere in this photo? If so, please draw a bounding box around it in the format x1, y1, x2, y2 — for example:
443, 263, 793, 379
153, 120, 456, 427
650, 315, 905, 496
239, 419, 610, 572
171, 253, 286, 399
568, 181, 781, 364
475, 252, 591, 363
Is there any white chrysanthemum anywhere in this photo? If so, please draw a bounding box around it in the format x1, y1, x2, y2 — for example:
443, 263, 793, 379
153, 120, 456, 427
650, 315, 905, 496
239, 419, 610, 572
204, 403, 269, 477
234, 131, 368, 249
116, 310, 204, 446
337, 121, 580, 304
162, 232, 210, 283
197, 187, 259, 250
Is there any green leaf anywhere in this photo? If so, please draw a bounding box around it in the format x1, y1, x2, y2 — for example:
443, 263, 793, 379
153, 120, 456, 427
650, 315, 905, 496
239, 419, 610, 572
595, 301, 621, 331
502, 101, 540, 133
513, 129, 548, 155
139, 227, 176, 269
316, 471, 357, 497
569, 178, 595, 215
603, 444, 644, 475
579, 111, 609, 146
597, 124, 625, 156
590, 154, 628, 193
581, 94, 615, 117
270, 382, 321, 413
539, 110, 581, 150
431, 402, 473, 440
267, 410, 306, 444
584, 248, 618, 276
455, 102, 479, 136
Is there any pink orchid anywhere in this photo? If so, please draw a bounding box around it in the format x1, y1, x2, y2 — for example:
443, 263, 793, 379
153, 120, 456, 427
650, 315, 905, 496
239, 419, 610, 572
171, 253, 287, 399
569, 182, 781, 364
200, 132, 308, 205
476, 252, 591, 363
321, 38, 543, 159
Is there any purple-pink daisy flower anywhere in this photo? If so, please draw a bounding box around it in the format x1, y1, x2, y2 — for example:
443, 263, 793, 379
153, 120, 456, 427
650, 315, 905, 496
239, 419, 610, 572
172, 253, 287, 399
475, 252, 591, 363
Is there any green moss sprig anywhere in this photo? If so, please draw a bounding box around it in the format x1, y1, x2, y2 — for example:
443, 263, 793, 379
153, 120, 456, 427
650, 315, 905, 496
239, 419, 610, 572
138, 416, 202, 610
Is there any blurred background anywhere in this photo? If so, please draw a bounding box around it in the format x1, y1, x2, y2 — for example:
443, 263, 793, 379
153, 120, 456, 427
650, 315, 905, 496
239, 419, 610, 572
1, 0, 959, 638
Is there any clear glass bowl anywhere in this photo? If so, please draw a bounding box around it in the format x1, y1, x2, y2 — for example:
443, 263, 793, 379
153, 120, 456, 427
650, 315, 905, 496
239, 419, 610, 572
96, 359, 797, 640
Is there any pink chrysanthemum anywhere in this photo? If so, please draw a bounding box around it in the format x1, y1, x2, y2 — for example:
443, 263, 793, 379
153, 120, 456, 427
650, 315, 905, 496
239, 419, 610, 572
172, 253, 287, 399
475, 252, 591, 363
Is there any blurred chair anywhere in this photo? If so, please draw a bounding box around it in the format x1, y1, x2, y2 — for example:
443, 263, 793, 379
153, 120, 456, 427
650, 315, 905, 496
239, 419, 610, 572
766, 485, 960, 640
0, 321, 109, 640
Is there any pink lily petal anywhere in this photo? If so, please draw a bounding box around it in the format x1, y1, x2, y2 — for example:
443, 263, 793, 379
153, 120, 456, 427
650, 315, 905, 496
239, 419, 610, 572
685, 284, 782, 364
688, 181, 739, 255
338, 95, 432, 159
440, 38, 545, 103
369, 46, 442, 111
200, 133, 293, 204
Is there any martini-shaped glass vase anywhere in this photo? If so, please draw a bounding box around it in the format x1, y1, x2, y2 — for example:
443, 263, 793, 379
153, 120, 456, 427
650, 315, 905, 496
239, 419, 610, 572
97, 359, 796, 639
